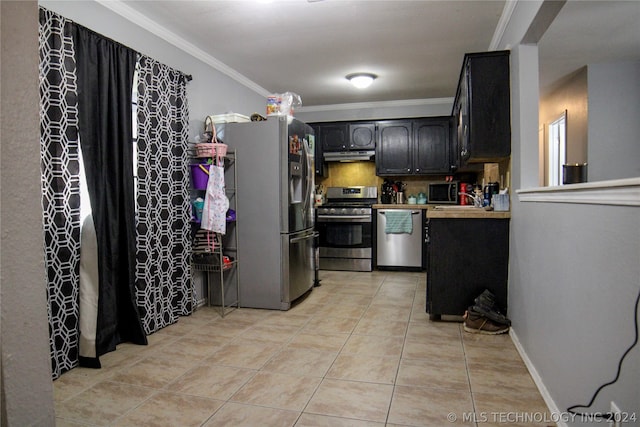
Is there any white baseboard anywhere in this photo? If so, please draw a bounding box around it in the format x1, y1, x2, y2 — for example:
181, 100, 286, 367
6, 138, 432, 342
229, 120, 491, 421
509, 327, 569, 427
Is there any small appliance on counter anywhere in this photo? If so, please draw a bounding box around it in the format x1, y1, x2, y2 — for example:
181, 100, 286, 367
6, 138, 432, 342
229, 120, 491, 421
427, 181, 459, 204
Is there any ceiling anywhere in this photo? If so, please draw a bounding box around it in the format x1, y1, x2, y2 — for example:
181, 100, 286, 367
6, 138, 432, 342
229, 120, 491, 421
115, 0, 639, 107
538, 0, 640, 95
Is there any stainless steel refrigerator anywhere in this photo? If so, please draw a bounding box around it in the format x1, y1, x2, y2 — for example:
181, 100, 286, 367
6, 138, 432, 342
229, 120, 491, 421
226, 116, 316, 310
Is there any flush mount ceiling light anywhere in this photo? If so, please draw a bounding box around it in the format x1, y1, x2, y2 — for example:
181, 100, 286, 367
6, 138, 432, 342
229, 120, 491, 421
346, 73, 377, 89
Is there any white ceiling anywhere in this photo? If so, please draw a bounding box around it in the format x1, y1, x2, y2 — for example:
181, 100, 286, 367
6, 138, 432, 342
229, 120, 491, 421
538, 0, 640, 94
115, 0, 639, 107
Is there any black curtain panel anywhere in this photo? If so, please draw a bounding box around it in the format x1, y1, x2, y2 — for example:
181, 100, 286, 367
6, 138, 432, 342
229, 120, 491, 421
39, 8, 82, 380
74, 25, 147, 363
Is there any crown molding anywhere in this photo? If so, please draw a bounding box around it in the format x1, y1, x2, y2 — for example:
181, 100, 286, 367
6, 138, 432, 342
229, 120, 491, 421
298, 97, 454, 113
95, 0, 271, 97
94, 1, 466, 114
489, 0, 518, 50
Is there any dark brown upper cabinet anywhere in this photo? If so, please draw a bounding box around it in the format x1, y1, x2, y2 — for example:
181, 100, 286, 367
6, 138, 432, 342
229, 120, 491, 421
452, 50, 511, 169
376, 117, 452, 176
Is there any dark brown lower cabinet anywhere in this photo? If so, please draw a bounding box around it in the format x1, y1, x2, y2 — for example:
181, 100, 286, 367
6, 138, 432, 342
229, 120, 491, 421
426, 218, 509, 320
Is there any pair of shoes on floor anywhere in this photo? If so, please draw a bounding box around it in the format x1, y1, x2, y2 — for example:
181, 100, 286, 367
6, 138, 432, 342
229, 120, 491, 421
463, 290, 511, 335
463, 309, 509, 335
471, 289, 511, 327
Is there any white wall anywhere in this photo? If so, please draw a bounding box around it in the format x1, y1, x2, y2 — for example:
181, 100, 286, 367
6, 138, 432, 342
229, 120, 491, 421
539, 67, 588, 175
1, 2, 56, 425
295, 98, 453, 123
505, 2, 640, 424
587, 61, 640, 182
38, 0, 271, 306
40, 0, 266, 139
510, 201, 640, 422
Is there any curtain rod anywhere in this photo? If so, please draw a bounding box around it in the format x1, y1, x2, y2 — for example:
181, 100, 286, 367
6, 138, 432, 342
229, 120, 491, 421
40, 7, 194, 84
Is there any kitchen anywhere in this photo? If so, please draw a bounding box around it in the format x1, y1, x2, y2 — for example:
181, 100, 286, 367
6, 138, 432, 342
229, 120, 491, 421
213, 49, 512, 320
4, 1, 639, 426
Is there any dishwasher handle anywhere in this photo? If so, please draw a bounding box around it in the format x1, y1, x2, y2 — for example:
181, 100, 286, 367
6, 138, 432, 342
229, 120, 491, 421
378, 210, 421, 215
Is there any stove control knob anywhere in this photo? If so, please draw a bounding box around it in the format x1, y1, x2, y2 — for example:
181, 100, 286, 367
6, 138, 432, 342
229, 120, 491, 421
340, 208, 348, 215
329, 208, 336, 215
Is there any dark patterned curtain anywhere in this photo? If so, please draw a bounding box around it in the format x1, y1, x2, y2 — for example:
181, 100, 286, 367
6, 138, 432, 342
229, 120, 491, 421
74, 25, 148, 362
40, 7, 193, 378
39, 8, 81, 380
135, 55, 193, 334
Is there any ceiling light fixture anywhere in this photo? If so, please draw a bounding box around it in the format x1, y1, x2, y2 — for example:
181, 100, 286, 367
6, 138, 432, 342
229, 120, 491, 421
346, 73, 377, 89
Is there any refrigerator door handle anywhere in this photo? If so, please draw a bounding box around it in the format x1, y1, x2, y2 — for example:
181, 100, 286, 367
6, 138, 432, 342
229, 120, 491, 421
290, 232, 316, 244
302, 138, 313, 220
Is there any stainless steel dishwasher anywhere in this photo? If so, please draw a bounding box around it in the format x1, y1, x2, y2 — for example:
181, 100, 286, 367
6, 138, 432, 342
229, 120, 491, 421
376, 209, 423, 268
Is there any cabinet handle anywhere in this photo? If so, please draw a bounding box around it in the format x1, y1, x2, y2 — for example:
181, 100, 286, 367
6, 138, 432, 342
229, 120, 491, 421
415, 168, 420, 172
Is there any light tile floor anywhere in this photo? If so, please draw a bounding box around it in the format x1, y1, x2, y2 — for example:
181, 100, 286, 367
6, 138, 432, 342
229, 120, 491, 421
53, 271, 554, 427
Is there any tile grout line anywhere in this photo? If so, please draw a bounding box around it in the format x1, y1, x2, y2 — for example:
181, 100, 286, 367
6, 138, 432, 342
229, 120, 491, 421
383, 274, 417, 426
460, 326, 480, 427
297, 274, 383, 424
56, 272, 540, 427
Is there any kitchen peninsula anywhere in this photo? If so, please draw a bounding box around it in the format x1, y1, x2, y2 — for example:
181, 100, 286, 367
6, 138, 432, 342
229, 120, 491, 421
425, 207, 510, 321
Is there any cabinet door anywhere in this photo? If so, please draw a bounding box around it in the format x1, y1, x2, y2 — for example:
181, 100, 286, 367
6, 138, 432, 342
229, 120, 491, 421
319, 123, 348, 152
310, 124, 326, 176
413, 117, 451, 174
349, 122, 376, 150
467, 52, 510, 160
457, 66, 471, 163
376, 120, 412, 175
450, 96, 464, 172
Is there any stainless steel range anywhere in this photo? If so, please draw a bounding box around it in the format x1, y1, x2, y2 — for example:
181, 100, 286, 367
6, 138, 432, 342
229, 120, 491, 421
316, 186, 377, 271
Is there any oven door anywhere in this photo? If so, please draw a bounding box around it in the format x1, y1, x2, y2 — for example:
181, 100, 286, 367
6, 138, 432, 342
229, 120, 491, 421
316, 216, 373, 271
316, 217, 372, 250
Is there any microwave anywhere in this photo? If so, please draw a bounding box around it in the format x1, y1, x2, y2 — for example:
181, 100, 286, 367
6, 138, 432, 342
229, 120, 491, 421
427, 181, 459, 204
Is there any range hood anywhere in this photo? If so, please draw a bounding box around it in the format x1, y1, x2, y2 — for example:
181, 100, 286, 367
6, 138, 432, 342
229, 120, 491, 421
323, 150, 375, 162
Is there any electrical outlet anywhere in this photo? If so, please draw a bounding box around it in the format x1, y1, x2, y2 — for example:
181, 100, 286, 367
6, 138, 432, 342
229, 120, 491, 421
610, 401, 621, 427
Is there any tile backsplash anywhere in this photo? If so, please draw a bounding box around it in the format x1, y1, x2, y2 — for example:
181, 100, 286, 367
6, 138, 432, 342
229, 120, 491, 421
316, 163, 445, 199
316, 160, 511, 200
317, 162, 380, 188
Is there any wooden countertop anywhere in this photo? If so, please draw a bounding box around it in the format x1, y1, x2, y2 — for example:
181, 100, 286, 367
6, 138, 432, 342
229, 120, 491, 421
372, 204, 510, 219
373, 204, 430, 210
426, 209, 510, 219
